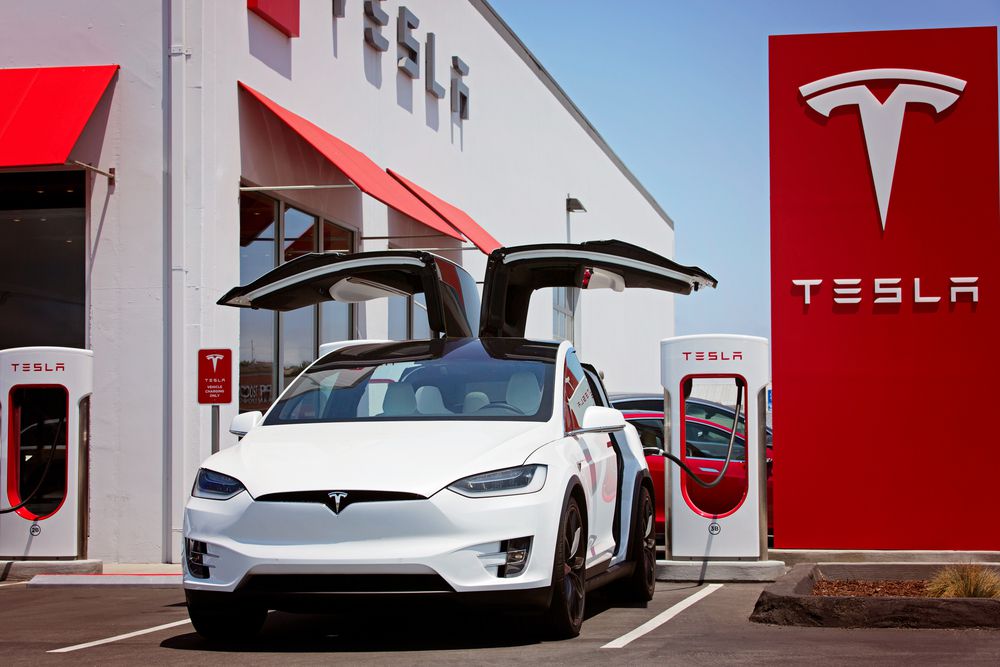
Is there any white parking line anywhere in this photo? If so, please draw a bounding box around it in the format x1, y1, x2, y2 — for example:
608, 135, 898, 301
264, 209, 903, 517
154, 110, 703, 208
601, 583, 723, 649
47, 618, 192, 653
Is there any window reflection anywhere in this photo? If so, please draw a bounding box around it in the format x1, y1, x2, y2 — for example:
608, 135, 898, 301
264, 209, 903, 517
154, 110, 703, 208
238, 193, 356, 410
239, 193, 276, 413
280, 207, 319, 388
320, 220, 352, 344
0, 171, 85, 349
283, 207, 316, 263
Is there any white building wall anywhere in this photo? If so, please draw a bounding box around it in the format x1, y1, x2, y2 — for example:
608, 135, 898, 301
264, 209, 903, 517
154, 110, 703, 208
203, 0, 676, 386
0, 0, 168, 561
0, 0, 677, 562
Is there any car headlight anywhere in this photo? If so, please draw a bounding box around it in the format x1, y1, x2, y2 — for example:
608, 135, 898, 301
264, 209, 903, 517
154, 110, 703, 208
192, 468, 246, 500
448, 465, 547, 498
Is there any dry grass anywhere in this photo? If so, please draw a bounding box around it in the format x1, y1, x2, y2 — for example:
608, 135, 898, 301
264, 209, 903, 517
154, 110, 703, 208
926, 564, 1000, 599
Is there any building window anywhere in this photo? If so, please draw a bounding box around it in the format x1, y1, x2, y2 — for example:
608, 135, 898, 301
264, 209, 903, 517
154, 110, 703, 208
0, 171, 86, 350
280, 207, 317, 389
238, 192, 355, 413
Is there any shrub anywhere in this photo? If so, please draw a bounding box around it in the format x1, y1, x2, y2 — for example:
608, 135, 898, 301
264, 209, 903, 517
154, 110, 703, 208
926, 564, 1000, 599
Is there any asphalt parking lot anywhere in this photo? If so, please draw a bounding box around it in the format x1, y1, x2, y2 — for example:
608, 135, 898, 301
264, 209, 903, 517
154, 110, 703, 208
2, 581, 1000, 665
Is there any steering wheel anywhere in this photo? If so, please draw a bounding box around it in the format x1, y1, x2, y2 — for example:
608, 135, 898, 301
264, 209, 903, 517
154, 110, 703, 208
478, 401, 525, 415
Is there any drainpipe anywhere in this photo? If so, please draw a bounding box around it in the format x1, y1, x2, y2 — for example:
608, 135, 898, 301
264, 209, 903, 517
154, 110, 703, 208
165, 0, 188, 564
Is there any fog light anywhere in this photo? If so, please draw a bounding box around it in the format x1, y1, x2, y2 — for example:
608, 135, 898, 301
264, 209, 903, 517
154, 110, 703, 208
185, 538, 214, 579
499, 536, 532, 577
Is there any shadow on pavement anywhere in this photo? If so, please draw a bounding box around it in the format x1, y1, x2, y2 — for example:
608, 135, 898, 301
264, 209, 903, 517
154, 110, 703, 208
160, 589, 641, 653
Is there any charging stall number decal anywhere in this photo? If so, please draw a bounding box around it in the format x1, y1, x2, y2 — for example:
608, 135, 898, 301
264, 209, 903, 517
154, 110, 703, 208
29, 523, 41, 536
708, 522, 721, 535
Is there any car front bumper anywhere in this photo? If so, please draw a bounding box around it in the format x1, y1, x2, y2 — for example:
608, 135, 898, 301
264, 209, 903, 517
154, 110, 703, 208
182, 484, 562, 605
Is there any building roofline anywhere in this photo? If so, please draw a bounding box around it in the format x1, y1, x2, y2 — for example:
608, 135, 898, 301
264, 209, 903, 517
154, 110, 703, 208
469, 0, 674, 230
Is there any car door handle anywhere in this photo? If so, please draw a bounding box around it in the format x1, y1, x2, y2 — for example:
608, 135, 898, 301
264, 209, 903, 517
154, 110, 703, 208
698, 467, 719, 473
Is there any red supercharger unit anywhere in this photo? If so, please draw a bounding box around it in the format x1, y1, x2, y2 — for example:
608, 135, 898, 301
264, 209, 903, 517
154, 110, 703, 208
0, 347, 93, 558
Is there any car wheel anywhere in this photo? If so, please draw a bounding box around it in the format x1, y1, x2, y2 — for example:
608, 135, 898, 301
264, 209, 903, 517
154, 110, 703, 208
544, 496, 586, 638
616, 484, 656, 603
187, 599, 267, 642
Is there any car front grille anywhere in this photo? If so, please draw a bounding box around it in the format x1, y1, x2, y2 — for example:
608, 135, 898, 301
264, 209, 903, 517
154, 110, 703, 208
255, 490, 426, 514
238, 574, 454, 594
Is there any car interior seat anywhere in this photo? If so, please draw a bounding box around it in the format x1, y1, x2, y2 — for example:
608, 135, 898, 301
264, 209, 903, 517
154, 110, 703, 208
381, 383, 417, 416
416, 385, 453, 415
462, 391, 489, 414
506, 372, 541, 414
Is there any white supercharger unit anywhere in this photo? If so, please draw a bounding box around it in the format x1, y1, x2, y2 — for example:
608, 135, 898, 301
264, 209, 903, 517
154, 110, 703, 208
661, 335, 769, 560
0, 347, 93, 558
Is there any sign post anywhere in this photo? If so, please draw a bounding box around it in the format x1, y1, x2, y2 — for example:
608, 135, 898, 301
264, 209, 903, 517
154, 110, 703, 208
198, 349, 233, 453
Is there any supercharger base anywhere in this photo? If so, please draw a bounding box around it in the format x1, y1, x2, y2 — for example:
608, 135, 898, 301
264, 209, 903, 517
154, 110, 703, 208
656, 334, 785, 582
655, 559, 786, 582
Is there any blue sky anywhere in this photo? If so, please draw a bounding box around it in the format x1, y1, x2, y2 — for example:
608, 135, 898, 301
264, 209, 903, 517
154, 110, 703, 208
489, 0, 999, 338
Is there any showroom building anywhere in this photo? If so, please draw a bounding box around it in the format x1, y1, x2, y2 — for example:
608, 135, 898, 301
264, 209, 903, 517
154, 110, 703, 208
0, 1, 680, 563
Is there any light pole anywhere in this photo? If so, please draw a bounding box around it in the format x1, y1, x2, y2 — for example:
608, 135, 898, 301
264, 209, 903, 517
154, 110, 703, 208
563, 195, 586, 349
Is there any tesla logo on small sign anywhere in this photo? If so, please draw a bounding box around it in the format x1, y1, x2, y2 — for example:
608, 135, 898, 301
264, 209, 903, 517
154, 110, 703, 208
198, 349, 232, 404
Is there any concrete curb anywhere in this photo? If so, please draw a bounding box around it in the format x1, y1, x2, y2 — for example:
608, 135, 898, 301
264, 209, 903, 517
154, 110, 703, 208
0, 559, 102, 581
656, 559, 786, 582
27, 574, 182, 588
770, 550, 1000, 566
750, 562, 1000, 628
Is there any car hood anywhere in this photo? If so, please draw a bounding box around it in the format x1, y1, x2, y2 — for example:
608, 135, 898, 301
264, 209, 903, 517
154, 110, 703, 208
202, 420, 559, 498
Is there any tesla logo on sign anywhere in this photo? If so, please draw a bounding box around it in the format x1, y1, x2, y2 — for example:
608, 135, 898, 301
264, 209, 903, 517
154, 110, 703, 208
198, 349, 232, 405
792, 276, 979, 306
681, 351, 743, 361
9, 362, 66, 372
800, 69, 966, 230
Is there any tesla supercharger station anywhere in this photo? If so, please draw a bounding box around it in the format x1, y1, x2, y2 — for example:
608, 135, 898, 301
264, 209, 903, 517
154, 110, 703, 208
0, 347, 93, 559
660, 335, 772, 565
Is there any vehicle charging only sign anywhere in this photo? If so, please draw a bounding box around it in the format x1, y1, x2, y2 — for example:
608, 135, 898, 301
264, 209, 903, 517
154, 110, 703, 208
198, 349, 232, 404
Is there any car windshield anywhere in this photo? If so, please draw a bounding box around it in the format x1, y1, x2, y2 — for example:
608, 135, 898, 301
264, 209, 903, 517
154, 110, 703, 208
264, 338, 557, 425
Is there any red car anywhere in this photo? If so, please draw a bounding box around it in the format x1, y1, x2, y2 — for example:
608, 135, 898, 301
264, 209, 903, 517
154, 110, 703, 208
622, 410, 773, 541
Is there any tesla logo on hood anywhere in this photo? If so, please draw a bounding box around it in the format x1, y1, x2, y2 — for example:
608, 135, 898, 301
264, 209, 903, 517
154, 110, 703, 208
800, 68, 966, 230
327, 491, 349, 514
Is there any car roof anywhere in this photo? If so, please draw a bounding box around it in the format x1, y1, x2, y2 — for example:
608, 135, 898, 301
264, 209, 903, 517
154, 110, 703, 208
312, 337, 561, 368
610, 393, 731, 410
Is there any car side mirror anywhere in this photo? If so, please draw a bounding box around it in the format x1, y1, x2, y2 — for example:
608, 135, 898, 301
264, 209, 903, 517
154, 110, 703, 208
568, 406, 626, 436
230, 411, 263, 437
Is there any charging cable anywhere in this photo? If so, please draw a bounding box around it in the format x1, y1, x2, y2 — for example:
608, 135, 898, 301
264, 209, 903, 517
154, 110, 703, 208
0, 417, 64, 515
667, 380, 744, 489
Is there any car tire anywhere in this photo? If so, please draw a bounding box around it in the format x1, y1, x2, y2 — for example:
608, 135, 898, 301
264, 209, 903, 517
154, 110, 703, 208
188, 600, 267, 642
615, 484, 656, 603
544, 495, 587, 639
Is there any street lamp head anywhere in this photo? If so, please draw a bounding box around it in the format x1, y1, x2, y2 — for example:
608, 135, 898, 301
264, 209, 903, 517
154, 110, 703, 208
566, 197, 587, 213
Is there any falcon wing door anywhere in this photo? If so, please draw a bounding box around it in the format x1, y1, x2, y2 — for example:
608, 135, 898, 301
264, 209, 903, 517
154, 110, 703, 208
479, 240, 717, 337
218, 250, 480, 338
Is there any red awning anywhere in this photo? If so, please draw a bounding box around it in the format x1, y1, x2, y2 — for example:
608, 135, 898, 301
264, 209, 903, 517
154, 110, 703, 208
387, 169, 501, 254
239, 83, 462, 241
0, 65, 118, 168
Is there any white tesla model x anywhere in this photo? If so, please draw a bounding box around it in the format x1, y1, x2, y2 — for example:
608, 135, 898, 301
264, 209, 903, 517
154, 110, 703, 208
183, 241, 716, 640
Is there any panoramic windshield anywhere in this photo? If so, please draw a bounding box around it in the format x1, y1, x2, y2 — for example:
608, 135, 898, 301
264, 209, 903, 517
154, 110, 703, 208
264, 338, 557, 424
